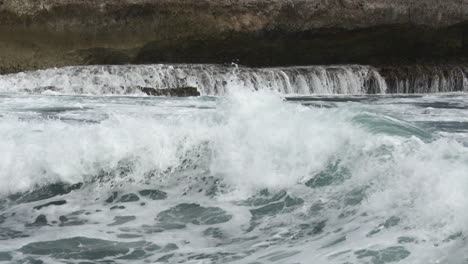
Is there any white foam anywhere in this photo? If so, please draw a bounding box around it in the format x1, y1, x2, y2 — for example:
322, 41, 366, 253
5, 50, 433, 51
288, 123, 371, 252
1, 90, 468, 263
0, 64, 387, 96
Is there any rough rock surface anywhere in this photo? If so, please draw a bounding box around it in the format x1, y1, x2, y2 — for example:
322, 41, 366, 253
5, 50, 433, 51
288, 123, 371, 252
0, 0, 467, 73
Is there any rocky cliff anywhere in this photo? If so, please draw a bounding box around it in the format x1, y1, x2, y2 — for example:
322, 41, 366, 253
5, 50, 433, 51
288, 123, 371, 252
0, 0, 467, 73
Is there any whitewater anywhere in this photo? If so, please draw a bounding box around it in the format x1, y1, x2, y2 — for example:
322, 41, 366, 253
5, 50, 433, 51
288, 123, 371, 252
0, 64, 468, 264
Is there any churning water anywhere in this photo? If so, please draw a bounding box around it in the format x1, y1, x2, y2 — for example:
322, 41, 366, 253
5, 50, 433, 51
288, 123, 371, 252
0, 64, 468, 264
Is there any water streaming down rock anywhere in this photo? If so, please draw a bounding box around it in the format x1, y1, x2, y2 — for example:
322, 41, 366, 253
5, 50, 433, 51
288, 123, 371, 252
380, 65, 468, 93
0, 64, 387, 96
1, 64, 467, 96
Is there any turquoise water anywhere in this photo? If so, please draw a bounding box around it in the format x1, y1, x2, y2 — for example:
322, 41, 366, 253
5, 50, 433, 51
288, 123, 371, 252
0, 90, 467, 263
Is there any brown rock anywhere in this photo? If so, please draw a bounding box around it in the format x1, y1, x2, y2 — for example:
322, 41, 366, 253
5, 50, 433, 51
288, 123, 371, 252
0, 0, 466, 73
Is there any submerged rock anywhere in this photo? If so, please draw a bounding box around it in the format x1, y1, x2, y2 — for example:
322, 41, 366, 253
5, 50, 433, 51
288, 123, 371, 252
139, 87, 200, 97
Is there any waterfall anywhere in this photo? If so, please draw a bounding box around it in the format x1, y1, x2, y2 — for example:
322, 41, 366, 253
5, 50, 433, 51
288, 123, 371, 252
0, 64, 387, 96
1, 63, 467, 96
380, 65, 468, 93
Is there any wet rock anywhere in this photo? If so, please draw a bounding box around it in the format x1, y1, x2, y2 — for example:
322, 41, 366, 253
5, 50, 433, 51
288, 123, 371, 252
138, 189, 167, 200
24, 86, 58, 94
33, 200, 67, 210
0, 0, 466, 73
117, 193, 140, 203
76, 47, 131, 65
139, 87, 200, 97
156, 203, 232, 225
379, 65, 468, 94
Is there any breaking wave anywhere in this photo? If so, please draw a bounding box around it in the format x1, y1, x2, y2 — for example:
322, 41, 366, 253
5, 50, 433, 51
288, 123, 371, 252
0, 90, 468, 263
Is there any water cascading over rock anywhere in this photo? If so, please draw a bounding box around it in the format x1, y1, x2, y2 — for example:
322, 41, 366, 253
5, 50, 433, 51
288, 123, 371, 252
0, 64, 388, 95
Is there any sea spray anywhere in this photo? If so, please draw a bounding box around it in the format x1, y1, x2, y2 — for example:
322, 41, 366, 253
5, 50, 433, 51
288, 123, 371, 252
0, 90, 468, 263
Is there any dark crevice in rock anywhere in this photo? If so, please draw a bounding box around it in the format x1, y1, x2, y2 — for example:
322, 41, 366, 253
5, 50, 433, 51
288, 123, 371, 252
139, 87, 200, 97
0, 0, 466, 73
